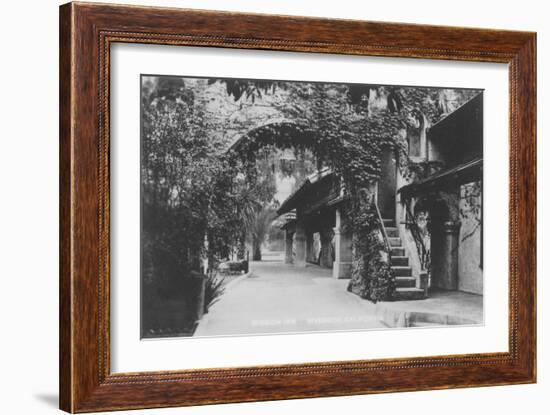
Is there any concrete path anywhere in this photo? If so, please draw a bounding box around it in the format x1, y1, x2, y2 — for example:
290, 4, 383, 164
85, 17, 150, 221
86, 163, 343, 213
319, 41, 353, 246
194, 261, 385, 337
375, 289, 483, 327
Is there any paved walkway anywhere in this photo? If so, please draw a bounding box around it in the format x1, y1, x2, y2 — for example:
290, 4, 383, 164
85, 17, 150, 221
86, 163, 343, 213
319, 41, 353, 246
375, 289, 483, 327
194, 261, 385, 337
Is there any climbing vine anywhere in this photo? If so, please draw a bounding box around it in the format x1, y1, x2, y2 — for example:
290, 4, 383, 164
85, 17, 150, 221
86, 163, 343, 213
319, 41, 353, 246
459, 181, 482, 242
346, 193, 396, 302
223, 81, 404, 301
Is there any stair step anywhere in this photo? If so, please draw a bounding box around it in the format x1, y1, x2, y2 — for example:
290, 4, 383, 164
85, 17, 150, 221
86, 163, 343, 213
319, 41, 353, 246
385, 227, 399, 237
394, 287, 426, 301
391, 247, 405, 256
391, 266, 412, 276
389, 237, 402, 247
395, 276, 416, 288
391, 256, 409, 266
383, 218, 395, 227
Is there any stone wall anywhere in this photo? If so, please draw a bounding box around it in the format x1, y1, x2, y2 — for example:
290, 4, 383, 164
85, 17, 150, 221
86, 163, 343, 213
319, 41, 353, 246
457, 182, 483, 295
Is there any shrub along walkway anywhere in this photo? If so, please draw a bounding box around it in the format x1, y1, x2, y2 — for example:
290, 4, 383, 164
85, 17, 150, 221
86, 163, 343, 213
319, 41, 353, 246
194, 261, 385, 337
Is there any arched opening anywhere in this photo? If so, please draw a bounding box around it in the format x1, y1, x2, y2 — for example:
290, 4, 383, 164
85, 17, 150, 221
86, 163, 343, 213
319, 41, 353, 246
227, 120, 347, 278
409, 193, 461, 292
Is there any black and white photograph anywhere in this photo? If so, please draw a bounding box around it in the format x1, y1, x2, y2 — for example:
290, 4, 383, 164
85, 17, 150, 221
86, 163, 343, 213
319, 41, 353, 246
2, 0, 544, 413
140, 75, 484, 339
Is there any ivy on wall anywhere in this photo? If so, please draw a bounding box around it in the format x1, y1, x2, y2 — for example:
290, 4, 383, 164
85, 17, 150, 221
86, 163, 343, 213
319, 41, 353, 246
225, 82, 401, 301
347, 195, 396, 302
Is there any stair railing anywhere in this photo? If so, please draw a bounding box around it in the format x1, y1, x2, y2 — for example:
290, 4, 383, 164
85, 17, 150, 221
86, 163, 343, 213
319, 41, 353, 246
373, 201, 392, 263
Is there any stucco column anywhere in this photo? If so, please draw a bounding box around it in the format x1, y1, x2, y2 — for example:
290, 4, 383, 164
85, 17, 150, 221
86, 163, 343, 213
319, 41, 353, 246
434, 221, 460, 290
284, 229, 294, 264
294, 221, 307, 267
332, 208, 353, 279
306, 232, 314, 263
319, 227, 333, 268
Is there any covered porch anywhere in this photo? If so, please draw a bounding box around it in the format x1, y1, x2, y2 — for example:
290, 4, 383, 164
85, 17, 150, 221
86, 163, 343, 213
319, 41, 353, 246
277, 169, 353, 279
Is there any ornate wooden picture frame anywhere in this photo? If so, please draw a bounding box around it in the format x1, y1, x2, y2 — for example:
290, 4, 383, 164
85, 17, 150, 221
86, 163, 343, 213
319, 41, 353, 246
59, 2, 536, 412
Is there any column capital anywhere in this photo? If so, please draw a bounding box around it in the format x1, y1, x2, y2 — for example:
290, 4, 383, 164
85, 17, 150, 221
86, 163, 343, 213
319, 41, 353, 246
443, 220, 461, 234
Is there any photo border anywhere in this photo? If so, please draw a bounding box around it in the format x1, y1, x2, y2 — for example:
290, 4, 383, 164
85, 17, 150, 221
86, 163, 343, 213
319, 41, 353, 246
59, 2, 536, 412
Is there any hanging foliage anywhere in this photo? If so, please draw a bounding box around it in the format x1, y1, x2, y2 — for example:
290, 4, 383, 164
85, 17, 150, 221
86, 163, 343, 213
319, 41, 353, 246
346, 195, 395, 302
224, 81, 403, 301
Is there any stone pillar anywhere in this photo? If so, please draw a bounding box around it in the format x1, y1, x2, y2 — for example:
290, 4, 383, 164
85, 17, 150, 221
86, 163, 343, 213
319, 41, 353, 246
294, 220, 307, 267
306, 232, 314, 263
332, 208, 353, 279
433, 221, 460, 290
419, 271, 429, 298
201, 233, 209, 274
319, 227, 333, 268
284, 229, 294, 264
190, 271, 206, 319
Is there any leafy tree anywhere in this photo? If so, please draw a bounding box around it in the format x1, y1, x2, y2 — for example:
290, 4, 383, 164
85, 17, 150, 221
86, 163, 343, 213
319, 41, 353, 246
141, 77, 253, 289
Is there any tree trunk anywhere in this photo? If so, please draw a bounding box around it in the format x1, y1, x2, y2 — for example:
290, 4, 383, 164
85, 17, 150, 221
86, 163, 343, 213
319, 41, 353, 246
236, 230, 246, 260
252, 238, 262, 261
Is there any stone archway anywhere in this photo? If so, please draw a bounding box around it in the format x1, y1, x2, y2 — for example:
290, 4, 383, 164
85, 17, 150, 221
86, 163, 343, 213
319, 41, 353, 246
228, 120, 350, 278
229, 119, 316, 159
229, 119, 315, 262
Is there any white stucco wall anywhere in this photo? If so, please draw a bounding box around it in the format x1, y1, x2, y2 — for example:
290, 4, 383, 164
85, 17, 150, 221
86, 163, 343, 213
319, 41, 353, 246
458, 182, 483, 295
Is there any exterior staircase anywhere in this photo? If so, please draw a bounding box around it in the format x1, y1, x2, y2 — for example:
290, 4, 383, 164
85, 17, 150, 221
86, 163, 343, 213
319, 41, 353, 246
382, 218, 427, 301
